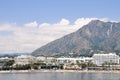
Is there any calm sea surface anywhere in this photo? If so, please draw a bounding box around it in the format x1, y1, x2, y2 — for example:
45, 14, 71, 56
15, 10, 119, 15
0, 72, 120, 80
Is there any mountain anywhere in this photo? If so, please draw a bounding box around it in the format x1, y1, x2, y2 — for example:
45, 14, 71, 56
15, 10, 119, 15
32, 20, 120, 56
0, 53, 30, 58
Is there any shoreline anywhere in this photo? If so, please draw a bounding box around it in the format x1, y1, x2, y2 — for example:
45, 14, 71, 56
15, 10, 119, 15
0, 70, 120, 74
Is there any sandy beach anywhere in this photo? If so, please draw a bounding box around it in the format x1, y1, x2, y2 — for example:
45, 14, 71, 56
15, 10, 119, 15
0, 70, 120, 74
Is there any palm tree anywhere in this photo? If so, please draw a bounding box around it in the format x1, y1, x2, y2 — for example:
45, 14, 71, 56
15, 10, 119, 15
87, 61, 96, 67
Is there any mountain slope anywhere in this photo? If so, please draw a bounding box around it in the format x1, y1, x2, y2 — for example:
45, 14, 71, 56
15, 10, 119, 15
32, 20, 120, 56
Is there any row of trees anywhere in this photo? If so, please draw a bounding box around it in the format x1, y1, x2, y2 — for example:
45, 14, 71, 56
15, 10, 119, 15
0, 60, 63, 70
0, 59, 119, 70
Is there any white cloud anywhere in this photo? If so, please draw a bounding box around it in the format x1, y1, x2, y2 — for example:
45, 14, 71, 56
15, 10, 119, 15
75, 18, 97, 26
0, 24, 13, 31
59, 18, 70, 25
99, 18, 110, 22
0, 18, 116, 54
40, 23, 51, 27
24, 21, 38, 28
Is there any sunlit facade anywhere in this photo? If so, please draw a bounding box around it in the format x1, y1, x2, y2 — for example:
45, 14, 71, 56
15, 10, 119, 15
92, 53, 119, 66
14, 55, 36, 65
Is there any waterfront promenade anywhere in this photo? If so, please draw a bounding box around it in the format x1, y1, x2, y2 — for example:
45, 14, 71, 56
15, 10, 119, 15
0, 70, 120, 74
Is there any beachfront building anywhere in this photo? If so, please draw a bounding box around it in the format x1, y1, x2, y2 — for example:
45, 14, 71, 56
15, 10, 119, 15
36, 56, 57, 64
57, 57, 93, 69
0, 57, 13, 61
46, 57, 57, 65
0, 57, 13, 68
14, 55, 36, 65
36, 56, 46, 62
57, 57, 93, 64
0, 62, 5, 68
92, 53, 119, 66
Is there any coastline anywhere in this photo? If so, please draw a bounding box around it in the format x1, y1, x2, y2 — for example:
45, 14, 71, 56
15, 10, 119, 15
0, 70, 120, 74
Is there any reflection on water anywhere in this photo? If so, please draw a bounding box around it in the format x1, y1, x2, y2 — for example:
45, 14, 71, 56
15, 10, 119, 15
0, 72, 119, 80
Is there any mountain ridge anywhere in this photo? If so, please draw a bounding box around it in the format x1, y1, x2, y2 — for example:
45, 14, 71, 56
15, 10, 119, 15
32, 20, 120, 56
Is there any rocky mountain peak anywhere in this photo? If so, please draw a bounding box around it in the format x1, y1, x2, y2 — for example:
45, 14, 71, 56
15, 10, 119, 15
32, 20, 120, 56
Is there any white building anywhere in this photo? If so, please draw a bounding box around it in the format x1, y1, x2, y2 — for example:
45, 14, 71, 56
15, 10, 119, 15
46, 57, 57, 65
92, 53, 119, 66
14, 55, 36, 65
36, 56, 46, 62
0, 57, 13, 61
57, 57, 93, 64
56, 57, 93, 69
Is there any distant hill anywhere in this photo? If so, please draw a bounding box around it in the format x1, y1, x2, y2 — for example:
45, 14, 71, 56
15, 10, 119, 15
32, 20, 120, 56
0, 53, 30, 58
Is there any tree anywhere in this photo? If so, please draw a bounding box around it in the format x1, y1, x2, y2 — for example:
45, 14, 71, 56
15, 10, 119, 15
76, 60, 81, 67
87, 61, 96, 67
102, 61, 109, 67
13, 64, 31, 70
4, 60, 14, 66
81, 63, 87, 69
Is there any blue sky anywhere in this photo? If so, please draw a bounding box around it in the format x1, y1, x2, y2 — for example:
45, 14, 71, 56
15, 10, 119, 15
0, 0, 120, 53
0, 0, 120, 24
